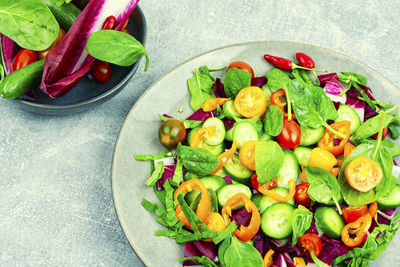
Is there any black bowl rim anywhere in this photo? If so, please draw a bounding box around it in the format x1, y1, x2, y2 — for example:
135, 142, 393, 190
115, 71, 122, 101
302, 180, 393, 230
13, 5, 147, 111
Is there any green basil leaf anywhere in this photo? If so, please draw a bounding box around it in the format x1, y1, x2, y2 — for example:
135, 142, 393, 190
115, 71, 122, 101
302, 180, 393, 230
158, 114, 203, 129
177, 256, 217, 267
353, 113, 394, 142
339, 72, 368, 86
223, 68, 252, 98
263, 105, 283, 136
187, 69, 215, 110
86, 30, 149, 70
291, 205, 313, 245
223, 236, 263, 267
177, 143, 219, 176
255, 141, 284, 184
265, 67, 291, 93
0, 0, 59, 51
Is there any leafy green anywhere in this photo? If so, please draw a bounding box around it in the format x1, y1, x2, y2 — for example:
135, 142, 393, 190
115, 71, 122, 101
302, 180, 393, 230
144, 161, 164, 186
292, 69, 312, 84
388, 123, 400, 139
353, 112, 394, 142
157, 114, 203, 129
177, 143, 219, 176
177, 256, 217, 267
311, 251, 329, 267
263, 105, 283, 136
134, 151, 173, 161
255, 141, 284, 184
171, 159, 183, 186
213, 222, 237, 244
187, 69, 215, 110
305, 166, 342, 213
291, 205, 313, 245
222, 236, 263, 267
339, 72, 368, 86
218, 236, 231, 267
265, 67, 292, 93
199, 65, 226, 81
0, 64, 4, 83
359, 138, 400, 157
0, 0, 60, 51
86, 30, 149, 70
223, 68, 252, 98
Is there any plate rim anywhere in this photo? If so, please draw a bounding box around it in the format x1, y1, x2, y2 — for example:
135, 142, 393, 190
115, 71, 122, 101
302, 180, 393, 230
111, 40, 400, 266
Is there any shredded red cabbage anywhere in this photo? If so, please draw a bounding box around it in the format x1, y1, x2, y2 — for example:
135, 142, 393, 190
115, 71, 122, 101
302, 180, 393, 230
223, 175, 233, 185
222, 119, 235, 131
272, 253, 288, 267
318, 73, 339, 87
182, 241, 217, 266
282, 254, 295, 267
186, 109, 215, 121
318, 234, 350, 265
232, 207, 252, 227
251, 76, 268, 87
156, 163, 176, 190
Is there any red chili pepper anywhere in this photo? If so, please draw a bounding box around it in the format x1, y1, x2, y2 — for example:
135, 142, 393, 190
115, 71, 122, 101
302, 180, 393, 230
264, 54, 293, 70
102, 16, 117, 30
296, 53, 315, 69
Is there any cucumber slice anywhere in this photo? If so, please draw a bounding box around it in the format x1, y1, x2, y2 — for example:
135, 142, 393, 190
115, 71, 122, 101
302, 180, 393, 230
299, 125, 325, 146
277, 150, 299, 188
294, 147, 312, 166
251, 193, 263, 211
184, 171, 199, 181
214, 167, 228, 177
233, 122, 259, 148
259, 133, 272, 142
216, 183, 252, 207
187, 127, 201, 144
203, 117, 226, 145
225, 127, 234, 141
336, 104, 361, 135
199, 142, 225, 157
257, 187, 295, 212
224, 154, 253, 184
314, 207, 345, 240
223, 100, 242, 120
261, 203, 294, 239
377, 184, 400, 210
200, 176, 227, 191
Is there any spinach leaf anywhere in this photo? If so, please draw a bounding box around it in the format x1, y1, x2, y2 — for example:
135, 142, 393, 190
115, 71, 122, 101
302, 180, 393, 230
158, 114, 203, 129
265, 67, 292, 93
223, 68, 252, 98
359, 138, 400, 157
305, 166, 342, 212
0, 0, 60, 51
263, 105, 283, 136
223, 236, 263, 267
292, 69, 312, 84
86, 30, 149, 70
178, 256, 217, 267
187, 69, 215, 110
144, 161, 164, 186
255, 141, 284, 184
291, 205, 313, 246
199, 65, 226, 81
218, 236, 231, 267
310, 251, 329, 267
353, 112, 394, 142
177, 143, 219, 176
339, 72, 368, 86
388, 123, 400, 139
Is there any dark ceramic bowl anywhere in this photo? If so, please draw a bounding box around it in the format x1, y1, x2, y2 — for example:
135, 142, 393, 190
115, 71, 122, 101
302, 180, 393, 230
13, 6, 146, 115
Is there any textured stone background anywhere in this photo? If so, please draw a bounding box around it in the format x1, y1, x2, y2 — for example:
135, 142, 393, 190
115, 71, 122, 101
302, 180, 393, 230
1, 0, 399, 266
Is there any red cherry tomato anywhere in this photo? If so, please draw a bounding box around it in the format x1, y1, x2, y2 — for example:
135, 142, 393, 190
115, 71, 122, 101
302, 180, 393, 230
276, 117, 301, 149
298, 233, 322, 259
102, 16, 117, 30
90, 60, 112, 83
372, 128, 388, 140
294, 183, 311, 207
342, 205, 368, 223
12, 49, 37, 71
226, 61, 255, 79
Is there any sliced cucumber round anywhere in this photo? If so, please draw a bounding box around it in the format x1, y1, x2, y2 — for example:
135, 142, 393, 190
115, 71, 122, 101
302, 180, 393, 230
223, 100, 242, 120
225, 127, 234, 141
257, 187, 295, 212
261, 203, 294, 239
203, 117, 226, 145
200, 176, 227, 191
294, 146, 312, 167
233, 122, 259, 148
277, 150, 299, 188
259, 133, 272, 142
199, 142, 225, 157
216, 183, 252, 207
314, 207, 345, 240
377, 184, 400, 210
336, 104, 361, 135
299, 125, 325, 146
223, 154, 253, 184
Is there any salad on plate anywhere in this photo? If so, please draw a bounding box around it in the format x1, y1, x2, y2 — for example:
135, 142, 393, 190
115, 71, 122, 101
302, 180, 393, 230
135, 52, 400, 267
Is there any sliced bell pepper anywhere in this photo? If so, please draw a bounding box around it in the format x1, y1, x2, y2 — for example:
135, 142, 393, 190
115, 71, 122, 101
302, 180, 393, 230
250, 173, 278, 192
329, 167, 340, 178
368, 201, 378, 219
221, 193, 260, 242
202, 97, 231, 112
300, 164, 308, 183
270, 89, 295, 120
307, 147, 337, 171
174, 178, 211, 228
293, 257, 307, 267
344, 143, 356, 159
263, 249, 274, 267
258, 179, 296, 202
190, 126, 216, 147
210, 140, 237, 175
318, 121, 351, 157
341, 213, 372, 247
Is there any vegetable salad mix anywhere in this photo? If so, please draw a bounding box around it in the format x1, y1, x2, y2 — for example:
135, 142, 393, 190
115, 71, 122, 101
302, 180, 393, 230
136, 53, 400, 267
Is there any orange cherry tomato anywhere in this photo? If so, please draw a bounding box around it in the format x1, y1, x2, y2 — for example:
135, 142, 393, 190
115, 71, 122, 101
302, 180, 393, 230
239, 140, 258, 171
234, 86, 267, 118
276, 117, 301, 149
263, 249, 274, 267
227, 61, 254, 79
12, 49, 37, 71
368, 201, 378, 218
345, 156, 383, 192
342, 205, 368, 223
203, 212, 226, 242
372, 128, 388, 140
307, 148, 337, 171
298, 233, 322, 259
250, 173, 278, 192
318, 121, 351, 157
38, 28, 66, 60
294, 183, 311, 207
344, 143, 356, 159
190, 126, 216, 147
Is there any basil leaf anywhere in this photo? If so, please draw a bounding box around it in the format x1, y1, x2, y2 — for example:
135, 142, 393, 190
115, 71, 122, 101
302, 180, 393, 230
158, 114, 202, 129
144, 161, 164, 186
223, 236, 263, 267
265, 68, 292, 93
177, 143, 219, 176
255, 141, 284, 184
291, 205, 313, 245
223, 68, 252, 98
177, 256, 217, 267
0, 0, 59, 51
263, 105, 283, 136
305, 166, 342, 212
353, 113, 394, 142
86, 30, 149, 70
339, 72, 368, 86
187, 69, 215, 110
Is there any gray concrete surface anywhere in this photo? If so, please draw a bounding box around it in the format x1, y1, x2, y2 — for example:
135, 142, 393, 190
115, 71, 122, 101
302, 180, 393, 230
1, 0, 400, 266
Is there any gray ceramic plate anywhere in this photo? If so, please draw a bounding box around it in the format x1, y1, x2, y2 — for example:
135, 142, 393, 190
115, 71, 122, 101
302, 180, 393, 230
112, 42, 400, 266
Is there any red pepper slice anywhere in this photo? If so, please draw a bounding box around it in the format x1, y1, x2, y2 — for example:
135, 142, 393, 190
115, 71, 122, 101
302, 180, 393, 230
318, 121, 351, 157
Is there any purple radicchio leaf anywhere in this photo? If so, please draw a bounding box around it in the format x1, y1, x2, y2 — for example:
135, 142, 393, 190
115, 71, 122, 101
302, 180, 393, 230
156, 163, 176, 190
231, 207, 252, 227
0, 35, 17, 74
318, 73, 339, 87
222, 119, 235, 131
212, 78, 226, 98
185, 109, 214, 121
251, 76, 267, 87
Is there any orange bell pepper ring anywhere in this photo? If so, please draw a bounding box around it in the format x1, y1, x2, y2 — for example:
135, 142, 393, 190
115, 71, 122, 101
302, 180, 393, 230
263, 249, 274, 267
174, 178, 211, 229
344, 143, 356, 159
210, 140, 238, 174
341, 213, 372, 247
190, 126, 216, 147
221, 193, 260, 242
318, 120, 351, 157
202, 98, 231, 112
270, 89, 296, 120
258, 179, 296, 202
293, 257, 307, 267
368, 201, 378, 219
300, 164, 308, 183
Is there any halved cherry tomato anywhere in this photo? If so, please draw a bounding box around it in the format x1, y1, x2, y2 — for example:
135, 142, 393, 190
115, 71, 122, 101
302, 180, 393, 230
276, 117, 301, 149
294, 183, 311, 207
12, 49, 37, 71
239, 140, 258, 171
203, 212, 226, 242
307, 148, 337, 171
250, 173, 278, 192
91, 60, 112, 83
297, 233, 322, 259
226, 61, 254, 79
158, 119, 187, 149
342, 205, 368, 223
318, 121, 351, 157
345, 156, 383, 192
234, 86, 267, 118
38, 28, 66, 60
344, 143, 356, 159
372, 128, 388, 140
